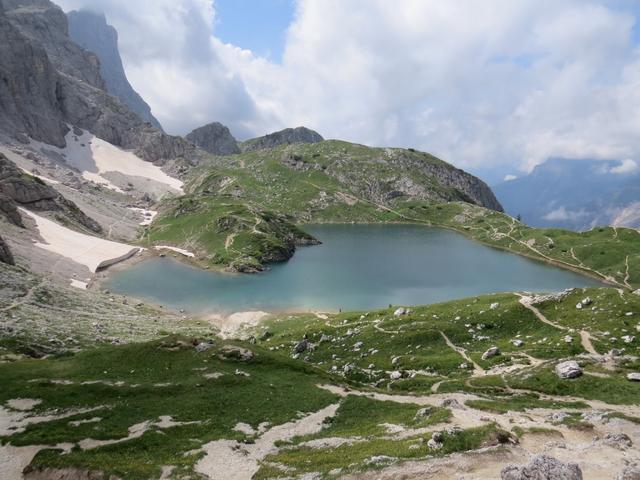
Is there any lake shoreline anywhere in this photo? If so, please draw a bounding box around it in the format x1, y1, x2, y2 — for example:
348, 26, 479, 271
103, 224, 603, 315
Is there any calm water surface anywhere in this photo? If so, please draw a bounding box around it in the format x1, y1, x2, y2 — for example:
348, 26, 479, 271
107, 224, 601, 313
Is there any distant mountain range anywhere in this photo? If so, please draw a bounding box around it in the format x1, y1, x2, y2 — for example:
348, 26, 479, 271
494, 158, 640, 230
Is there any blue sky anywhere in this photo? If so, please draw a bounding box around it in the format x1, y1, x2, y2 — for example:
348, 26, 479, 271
56, 0, 640, 179
213, 0, 295, 61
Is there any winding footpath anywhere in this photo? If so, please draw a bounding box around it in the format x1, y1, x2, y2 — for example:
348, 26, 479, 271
439, 331, 485, 375
517, 293, 600, 356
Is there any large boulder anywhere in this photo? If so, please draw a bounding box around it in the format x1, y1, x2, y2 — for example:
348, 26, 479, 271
482, 346, 500, 360
501, 455, 583, 480
218, 345, 254, 362
555, 361, 582, 379
186, 122, 240, 155
0, 235, 14, 265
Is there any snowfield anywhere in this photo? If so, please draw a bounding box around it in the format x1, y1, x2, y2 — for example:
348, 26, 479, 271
34, 129, 183, 194
21, 209, 140, 272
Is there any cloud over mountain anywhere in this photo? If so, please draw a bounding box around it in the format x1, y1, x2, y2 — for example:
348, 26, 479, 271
57, 0, 640, 173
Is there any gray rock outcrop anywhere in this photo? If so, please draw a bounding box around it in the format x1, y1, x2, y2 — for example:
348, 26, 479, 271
0, 0, 200, 164
332, 147, 504, 211
0, 153, 101, 232
617, 465, 640, 480
218, 345, 254, 362
241, 127, 324, 152
0, 2, 69, 147
0, 234, 14, 265
501, 455, 583, 480
603, 432, 633, 449
482, 346, 500, 360
67, 10, 162, 130
555, 361, 582, 379
0, 192, 23, 226
186, 122, 240, 155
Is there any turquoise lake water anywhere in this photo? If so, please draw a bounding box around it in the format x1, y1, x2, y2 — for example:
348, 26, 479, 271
106, 224, 601, 313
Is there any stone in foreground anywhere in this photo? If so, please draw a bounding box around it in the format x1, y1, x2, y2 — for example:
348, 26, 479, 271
482, 346, 500, 360
218, 345, 254, 362
501, 455, 583, 480
555, 361, 582, 379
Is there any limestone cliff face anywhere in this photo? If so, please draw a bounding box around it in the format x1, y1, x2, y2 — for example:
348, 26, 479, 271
4, 0, 104, 89
381, 150, 503, 212
0, 153, 102, 232
241, 127, 324, 152
186, 122, 240, 156
0, 0, 199, 164
0, 4, 68, 147
67, 10, 162, 130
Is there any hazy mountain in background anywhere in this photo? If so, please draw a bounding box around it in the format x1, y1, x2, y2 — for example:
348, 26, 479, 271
494, 158, 640, 230
67, 9, 163, 130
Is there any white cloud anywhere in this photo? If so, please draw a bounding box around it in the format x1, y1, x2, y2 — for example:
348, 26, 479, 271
56, 0, 640, 174
55, 0, 265, 137
503, 174, 518, 182
543, 206, 590, 222
610, 158, 639, 174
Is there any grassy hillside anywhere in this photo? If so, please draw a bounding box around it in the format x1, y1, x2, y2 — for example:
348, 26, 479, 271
143, 196, 317, 272
393, 202, 640, 289
2, 287, 639, 479
143, 140, 640, 287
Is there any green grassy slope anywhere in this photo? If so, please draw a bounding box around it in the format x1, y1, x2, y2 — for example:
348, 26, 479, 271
2, 288, 639, 478
146, 140, 640, 287
143, 196, 317, 272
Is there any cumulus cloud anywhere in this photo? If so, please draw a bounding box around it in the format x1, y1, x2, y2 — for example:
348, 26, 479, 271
610, 158, 639, 174
543, 207, 590, 222
56, 0, 264, 137
56, 0, 640, 173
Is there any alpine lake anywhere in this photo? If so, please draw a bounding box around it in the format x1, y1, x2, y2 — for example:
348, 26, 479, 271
106, 224, 602, 314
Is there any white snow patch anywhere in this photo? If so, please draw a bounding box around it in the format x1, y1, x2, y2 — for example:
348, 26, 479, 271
155, 245, 195, 258
35, 129, 183, 193
21, 208, 139, 272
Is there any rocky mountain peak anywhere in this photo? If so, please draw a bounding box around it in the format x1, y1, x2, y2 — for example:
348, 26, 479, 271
0, 0, 200, 164
185, 122, 240, 156
241, 126, 324, 152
